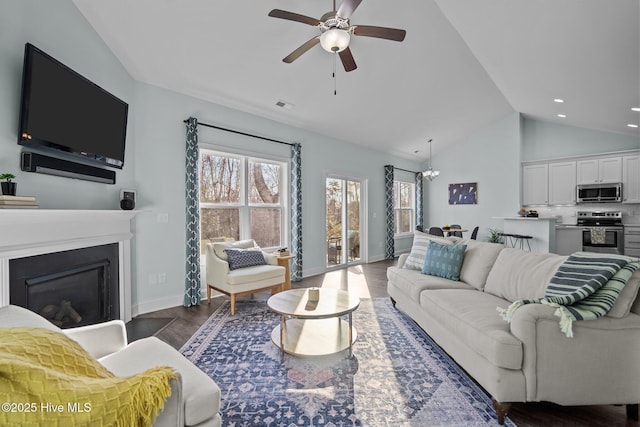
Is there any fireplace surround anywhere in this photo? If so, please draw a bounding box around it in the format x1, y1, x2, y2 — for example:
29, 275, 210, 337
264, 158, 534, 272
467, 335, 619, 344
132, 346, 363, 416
0, 210, 137, 322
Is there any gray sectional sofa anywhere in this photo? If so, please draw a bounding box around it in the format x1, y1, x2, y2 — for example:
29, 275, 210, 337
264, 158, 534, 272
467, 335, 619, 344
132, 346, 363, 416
387, 231, 640, 424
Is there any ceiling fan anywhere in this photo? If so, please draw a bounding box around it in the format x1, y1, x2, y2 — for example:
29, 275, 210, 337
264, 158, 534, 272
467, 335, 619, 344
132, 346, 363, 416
268, 0, 406, 72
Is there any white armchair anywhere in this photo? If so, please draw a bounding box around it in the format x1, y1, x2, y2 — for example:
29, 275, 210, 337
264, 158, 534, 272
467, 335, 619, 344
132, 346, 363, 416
205, 239, 285, 315
0, 305, 221, 427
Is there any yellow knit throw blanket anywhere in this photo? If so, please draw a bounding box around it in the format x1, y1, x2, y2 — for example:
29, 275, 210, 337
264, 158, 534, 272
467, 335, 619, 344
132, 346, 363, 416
0, 327, 176, 426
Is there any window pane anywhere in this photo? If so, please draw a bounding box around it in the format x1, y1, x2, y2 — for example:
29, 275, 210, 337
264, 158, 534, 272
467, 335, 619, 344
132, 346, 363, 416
400, 182, 411, 208
250, 208, 281, 248
399, 210, 411, 233
249, 160, 280, 205
199, 153, 240, 204
326, 178, 343, 239
200, 208, 240, 253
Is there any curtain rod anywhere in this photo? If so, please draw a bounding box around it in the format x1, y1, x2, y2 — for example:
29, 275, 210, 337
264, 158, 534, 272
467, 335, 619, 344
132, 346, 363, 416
394, 167, 420, 174
184, 119, 296, 147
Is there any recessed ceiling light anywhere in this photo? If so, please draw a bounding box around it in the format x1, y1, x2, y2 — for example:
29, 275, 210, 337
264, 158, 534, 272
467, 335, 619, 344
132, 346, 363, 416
554, 99, 564, 103
632, 107, 640, 112
628, 124, 639, 128
557, 114, 567, 118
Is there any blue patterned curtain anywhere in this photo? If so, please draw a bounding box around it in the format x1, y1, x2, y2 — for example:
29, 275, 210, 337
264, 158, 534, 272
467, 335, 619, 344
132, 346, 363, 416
291, 143, 303, 281
184, 117, 201, 306
415, 172, 424, 230
384, 165, 395, 259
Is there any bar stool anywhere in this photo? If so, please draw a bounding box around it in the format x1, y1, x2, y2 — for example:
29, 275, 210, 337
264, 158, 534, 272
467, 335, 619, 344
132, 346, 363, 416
498, 233, 533, 251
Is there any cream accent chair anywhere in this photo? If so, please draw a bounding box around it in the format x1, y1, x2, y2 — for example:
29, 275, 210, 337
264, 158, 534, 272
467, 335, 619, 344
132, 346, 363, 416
205, 239, 285, 315
0, 305, 221, 427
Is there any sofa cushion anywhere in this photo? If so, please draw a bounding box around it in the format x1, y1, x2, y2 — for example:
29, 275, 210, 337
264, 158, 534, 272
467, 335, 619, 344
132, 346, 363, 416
212, 239, 256, 261
422, 242, 467, 281
419, 289, 523, 369
387, 267, 475, 301
224, 249, 266, 270
455, 239, 505, 290
99, 337, 221, 426
403, 231, 453, 271
484, 248, 567, 302
608, 270, 640, 318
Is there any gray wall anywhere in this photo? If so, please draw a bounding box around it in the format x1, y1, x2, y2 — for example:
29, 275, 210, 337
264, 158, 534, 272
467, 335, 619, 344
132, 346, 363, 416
424, 112, 522, 242
522, 118, 640, 161
130, 82, 422, 311
0, 0, 137, 207
6, 1, 636, 314
425, 114, 640, 241
2, 0, 422, 314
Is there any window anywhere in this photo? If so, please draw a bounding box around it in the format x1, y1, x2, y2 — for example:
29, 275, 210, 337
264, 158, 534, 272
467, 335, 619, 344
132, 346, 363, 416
394, 180, 415, 235
199, 149, 287, 253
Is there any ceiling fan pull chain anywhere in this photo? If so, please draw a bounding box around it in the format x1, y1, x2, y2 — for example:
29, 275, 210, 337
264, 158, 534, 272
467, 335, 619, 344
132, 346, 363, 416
333, 52, 338, 95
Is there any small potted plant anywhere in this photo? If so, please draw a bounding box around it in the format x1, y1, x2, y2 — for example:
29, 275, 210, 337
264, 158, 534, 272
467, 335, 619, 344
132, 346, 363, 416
488, 228, 503, 244
0, 173, 17, 196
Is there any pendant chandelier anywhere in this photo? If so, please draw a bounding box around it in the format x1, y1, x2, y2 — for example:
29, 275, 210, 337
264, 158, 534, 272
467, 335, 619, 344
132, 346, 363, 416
422, 139, 440, 181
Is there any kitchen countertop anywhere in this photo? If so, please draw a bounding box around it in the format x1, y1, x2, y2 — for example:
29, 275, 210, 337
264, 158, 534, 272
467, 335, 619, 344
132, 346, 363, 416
495, 216, 557, 220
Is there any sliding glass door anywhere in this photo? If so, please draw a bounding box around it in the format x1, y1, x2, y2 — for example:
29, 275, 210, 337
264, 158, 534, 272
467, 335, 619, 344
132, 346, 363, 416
326, 175, 366, 268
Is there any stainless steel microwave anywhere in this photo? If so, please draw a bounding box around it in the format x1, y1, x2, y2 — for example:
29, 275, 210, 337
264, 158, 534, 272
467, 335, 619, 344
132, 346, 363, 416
576, 183, 622, 203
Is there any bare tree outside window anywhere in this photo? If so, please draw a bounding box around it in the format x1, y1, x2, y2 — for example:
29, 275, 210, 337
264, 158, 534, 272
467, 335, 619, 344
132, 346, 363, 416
249, 160, 282, 248
199, 151, 285, 253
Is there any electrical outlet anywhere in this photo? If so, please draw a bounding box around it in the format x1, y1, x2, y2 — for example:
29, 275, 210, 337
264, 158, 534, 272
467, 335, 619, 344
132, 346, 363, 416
157, 213, 169, 223
158, 272, 167, 284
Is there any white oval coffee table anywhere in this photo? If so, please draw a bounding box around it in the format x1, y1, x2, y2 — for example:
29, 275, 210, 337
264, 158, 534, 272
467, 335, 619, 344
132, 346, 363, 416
267, 288, 360, 360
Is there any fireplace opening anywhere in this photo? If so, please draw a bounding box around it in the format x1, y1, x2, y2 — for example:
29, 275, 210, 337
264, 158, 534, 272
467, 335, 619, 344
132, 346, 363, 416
10, 244, 119, 328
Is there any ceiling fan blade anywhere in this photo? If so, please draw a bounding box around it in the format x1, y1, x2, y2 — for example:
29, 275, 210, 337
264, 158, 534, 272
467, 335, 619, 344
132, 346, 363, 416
337, 0, 363, 19
339, 47, 357, 72
353, 25, 406, 42
283, 37, 321, 63
268, 9, 321, 26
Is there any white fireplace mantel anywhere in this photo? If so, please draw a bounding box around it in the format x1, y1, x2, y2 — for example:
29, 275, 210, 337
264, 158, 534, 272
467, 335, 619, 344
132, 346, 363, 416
0, 209, 139, 321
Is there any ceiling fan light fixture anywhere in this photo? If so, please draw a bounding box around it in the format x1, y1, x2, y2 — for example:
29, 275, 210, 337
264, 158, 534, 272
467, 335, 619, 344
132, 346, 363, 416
320, 28, 351, 52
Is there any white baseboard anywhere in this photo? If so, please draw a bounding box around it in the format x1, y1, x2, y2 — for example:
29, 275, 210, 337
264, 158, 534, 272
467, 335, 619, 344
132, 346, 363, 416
132, 287, 212, 317
134, 252, 407, 316
368, 254, 386, 263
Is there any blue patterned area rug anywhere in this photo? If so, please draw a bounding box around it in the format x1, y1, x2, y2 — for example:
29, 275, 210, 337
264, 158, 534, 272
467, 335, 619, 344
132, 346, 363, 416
180, 298, 516, 426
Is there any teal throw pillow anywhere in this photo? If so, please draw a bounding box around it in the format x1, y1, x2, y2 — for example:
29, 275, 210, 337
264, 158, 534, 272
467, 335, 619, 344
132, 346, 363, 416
421, 242, 467, 281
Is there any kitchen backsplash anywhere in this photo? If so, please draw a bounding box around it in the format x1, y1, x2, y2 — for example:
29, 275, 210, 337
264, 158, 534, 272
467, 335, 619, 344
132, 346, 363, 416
535, 204, 640, 225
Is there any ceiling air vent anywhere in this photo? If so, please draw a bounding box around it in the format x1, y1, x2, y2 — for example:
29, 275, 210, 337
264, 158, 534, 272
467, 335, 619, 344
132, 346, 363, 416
275, 99, 294, 110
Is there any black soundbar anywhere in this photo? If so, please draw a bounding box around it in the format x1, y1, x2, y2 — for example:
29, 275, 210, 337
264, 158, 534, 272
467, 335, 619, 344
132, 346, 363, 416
21, 152, 116, 184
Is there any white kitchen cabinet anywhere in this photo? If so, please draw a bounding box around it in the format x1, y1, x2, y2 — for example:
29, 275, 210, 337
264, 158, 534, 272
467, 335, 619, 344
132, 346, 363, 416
522, 164, 548, 205
548, 161, 576, 205
622, 155, 640, 204
555, 227, 582, 255
576, 157, 622, 184
625, 226, 640, 257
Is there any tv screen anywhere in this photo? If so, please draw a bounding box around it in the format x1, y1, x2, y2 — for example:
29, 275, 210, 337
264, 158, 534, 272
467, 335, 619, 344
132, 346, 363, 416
18, 43, 128, 169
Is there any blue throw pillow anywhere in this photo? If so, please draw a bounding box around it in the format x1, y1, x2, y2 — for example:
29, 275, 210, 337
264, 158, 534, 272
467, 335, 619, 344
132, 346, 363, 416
224, 249, 266, 270
421, 241, 467, 281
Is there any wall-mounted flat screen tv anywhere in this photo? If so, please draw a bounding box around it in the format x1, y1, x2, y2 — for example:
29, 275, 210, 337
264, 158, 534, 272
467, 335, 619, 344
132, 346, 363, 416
18, 43, 128, 169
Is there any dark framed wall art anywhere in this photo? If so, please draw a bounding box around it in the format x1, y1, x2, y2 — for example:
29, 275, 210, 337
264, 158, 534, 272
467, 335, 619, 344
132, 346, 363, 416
449, 182, 477, 205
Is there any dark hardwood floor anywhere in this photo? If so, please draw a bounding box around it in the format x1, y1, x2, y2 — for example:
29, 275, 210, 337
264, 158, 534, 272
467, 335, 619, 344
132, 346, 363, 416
133, 259, 636, 427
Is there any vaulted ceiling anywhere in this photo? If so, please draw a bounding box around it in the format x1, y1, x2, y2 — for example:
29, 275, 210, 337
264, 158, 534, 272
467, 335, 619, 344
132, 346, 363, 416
73, 0, 639, 161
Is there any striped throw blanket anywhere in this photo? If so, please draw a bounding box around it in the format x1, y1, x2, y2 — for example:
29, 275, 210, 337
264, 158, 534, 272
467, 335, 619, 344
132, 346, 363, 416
498, 252, 640, 337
